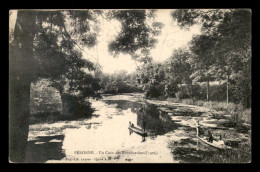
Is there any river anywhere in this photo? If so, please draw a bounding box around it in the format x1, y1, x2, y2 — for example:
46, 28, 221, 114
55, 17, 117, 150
25, 93, 251, 163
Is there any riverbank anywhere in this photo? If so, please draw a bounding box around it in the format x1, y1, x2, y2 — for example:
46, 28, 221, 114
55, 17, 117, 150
164, 97, 251, 163
166, 97, 251, 126
27, 93, 251, 163
133, 94, 251, 163
102, 93, 251, 161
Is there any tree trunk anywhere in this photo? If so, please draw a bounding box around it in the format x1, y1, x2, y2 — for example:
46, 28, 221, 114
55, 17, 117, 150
226, 75, 229, 105
9, 10, 36, 162
60, 93, 69, 115
206, 78, 209, 102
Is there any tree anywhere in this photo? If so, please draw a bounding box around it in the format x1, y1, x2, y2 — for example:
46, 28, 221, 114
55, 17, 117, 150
95, 70, 142, 94
188, 34, 217, 102
171, 9, 251, 105
164, 48, 193, 98
9, 10, 36, 163
107, 9, 163, 62
9, 10, 101, 162
213, 10, 251, 105
138, 61, 166, 98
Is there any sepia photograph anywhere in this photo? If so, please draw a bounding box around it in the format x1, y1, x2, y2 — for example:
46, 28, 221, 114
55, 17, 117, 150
9, 9, 251, 163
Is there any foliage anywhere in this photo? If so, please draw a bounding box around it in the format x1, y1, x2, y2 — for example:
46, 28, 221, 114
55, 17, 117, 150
171, 9, 251, 107
107, 10, 163, 62
138, 61, 166, 98
61, 93, 94, 118
137, 48, 193, 99
8, 10, 103, 116
31, 10, 99, 81
23, 10, 104, 116
96, 70, 142, 94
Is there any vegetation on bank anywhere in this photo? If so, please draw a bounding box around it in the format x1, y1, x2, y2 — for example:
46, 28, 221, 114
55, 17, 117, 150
29, 107, 94, 125
201, 142, 251, 163
167, 97, 251, 127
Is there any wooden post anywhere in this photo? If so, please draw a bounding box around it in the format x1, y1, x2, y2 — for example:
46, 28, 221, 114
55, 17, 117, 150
226, 75, 229, 105
206, 78, 209, 102
196, 121, 200, 137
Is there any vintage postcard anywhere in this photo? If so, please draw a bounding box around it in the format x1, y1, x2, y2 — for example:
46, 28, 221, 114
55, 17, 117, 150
9, 9, 251, 163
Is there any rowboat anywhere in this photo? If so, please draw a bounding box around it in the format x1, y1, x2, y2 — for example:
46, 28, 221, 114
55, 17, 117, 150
195, 121, 231, 150
196, 135, 231, 150
128, 122, 148, 137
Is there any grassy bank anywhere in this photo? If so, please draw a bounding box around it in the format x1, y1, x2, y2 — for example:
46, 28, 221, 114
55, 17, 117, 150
166, 97, 251, 163
167, 98, 251, 126
201, 142, 251, 163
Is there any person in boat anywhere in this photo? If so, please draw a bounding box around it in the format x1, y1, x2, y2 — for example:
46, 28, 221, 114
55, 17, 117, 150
207, 130, 214, 143
142, 118, 146, 132
196, 120, 201, 137
129, 121, 134, 128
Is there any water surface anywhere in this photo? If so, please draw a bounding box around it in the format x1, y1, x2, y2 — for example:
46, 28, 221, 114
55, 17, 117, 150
26, 93, 250, 163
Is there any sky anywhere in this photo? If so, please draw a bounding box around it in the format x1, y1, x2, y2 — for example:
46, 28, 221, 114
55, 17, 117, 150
83, 9, 201, 74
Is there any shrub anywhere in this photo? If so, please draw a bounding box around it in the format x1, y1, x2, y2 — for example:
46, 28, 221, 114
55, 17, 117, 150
227, 104, 250, 127
61, 93, 94, 118
73, 100, 94, 118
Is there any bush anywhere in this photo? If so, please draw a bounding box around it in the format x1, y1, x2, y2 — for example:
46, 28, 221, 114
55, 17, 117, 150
61, 93, 94, 118
73, 100, 94, 118
227, 104, 251, 127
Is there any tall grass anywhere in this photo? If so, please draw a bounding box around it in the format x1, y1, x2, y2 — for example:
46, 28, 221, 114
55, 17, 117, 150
201, 143, 251, 163
167, 97, 251, 126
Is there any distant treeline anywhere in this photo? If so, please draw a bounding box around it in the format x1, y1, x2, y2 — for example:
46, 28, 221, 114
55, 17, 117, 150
94, 70, 143, 94
95, 43, 250, 108
95, 68, 238, 104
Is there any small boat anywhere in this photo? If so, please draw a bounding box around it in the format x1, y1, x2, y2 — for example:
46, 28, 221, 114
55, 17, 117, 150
195, 121, 231, 150
196, 135, 231, 150
128, 122, 148, 137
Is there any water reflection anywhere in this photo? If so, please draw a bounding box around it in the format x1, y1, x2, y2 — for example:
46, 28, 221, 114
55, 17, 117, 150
129, 130, 147, 143
105, 100, 181, 136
